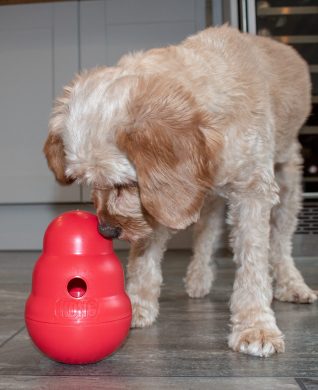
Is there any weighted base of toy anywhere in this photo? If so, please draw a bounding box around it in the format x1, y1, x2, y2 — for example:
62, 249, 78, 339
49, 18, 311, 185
26, 316, 131, 364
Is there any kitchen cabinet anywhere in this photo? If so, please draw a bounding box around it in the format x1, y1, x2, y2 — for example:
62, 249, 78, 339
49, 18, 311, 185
0, 1, 80, 203
0, 0, 205, 249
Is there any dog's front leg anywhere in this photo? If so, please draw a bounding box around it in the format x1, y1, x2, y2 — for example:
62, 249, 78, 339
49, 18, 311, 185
227, 192, 285, 357
126, 226, 170, 328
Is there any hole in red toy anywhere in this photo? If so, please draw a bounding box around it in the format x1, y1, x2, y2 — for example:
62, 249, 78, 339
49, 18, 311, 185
67, 278, 87, 298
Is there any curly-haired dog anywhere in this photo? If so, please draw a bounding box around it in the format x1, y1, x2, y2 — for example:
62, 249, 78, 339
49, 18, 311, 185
44, 26, 317, 357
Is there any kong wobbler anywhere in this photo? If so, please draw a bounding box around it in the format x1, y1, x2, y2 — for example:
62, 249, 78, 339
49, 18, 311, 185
25, 211, 132, 364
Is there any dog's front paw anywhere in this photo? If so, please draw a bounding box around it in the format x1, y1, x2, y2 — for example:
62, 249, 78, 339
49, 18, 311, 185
129, 294, 159, 328
229, 325, 285, 357
274, 282, 317, 303
184, 262, 213, 298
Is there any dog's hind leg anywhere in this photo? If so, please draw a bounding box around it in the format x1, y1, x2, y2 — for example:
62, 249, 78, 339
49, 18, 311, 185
184, 195, 225, 298
270, 143, 317, 303
127, 226, 171, 328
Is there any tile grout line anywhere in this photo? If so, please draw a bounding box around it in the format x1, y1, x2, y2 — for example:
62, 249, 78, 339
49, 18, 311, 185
0, 374, 315, 379
295, 378, 308, 390
0, 326, 25, 349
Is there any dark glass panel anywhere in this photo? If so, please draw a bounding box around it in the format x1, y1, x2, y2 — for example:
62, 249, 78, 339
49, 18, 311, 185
257, 15, 318, 36
293, 44, 318, 63
307, 103, 318, 126
299, 134, 318, 178
257, 1, 318, 8
311, 73, 318, 95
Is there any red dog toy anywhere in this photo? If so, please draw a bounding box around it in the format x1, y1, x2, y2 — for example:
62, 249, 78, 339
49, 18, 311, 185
25, 210, 132, 364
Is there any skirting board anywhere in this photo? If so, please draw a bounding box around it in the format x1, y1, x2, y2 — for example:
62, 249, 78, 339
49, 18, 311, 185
0, 204, 193, 251
0, 204, 315, 256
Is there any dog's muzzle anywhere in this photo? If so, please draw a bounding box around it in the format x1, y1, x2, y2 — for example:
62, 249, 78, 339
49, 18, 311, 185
98, 223, 122, 239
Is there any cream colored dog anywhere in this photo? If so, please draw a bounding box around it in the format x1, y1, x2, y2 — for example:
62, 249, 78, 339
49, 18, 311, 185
44, 26, 317, 357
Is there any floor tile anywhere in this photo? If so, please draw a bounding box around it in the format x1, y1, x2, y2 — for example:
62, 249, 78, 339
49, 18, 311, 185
0, 250, 317, 380
0, 284, 30, 320
0, 321, 24, 347
0, 376, 301, 390
296, 377, 318, 390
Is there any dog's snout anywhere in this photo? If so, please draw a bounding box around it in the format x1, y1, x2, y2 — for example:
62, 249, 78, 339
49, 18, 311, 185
98, 222, 122, 239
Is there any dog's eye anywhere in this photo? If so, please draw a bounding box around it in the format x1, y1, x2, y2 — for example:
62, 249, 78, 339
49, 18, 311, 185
93, 181, 137, 194
115, 181, 137, 190
114, 185, 123, 196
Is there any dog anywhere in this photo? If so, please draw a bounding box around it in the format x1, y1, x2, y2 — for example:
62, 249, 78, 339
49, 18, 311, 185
43, 26, 317, 357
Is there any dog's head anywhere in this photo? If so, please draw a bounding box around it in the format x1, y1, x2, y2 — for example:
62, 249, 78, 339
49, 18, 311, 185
44, 67, 222, 242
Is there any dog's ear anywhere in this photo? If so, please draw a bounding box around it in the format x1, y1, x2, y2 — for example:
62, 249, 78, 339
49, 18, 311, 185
43, 81, 75, 185
117, 76, 222, 229
43, 132, 74, 185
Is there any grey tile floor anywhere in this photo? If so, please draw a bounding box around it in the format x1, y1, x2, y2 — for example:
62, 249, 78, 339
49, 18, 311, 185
0, 250, 317, 390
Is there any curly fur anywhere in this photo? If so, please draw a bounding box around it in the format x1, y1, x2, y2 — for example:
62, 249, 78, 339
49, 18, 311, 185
44, 26, 317, 357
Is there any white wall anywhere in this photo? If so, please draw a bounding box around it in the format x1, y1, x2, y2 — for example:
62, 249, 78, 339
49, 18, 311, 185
0, 0, 205, 250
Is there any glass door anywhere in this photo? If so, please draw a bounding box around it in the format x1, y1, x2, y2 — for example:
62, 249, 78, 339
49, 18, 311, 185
253, 1, 318, 196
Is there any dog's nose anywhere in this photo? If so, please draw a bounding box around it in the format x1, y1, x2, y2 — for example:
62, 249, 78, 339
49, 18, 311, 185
98, 223, 122, 239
